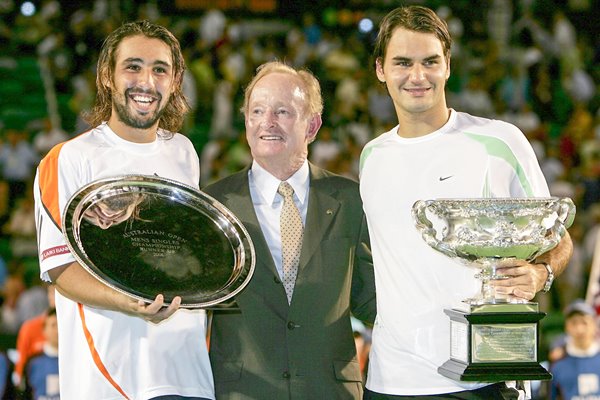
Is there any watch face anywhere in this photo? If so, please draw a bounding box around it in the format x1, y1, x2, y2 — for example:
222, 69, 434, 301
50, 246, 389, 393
62, 175, 256, 308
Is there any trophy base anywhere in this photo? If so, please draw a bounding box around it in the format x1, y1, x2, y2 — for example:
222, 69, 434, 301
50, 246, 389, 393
440, 304, 551, 382
438, 359, 552, 381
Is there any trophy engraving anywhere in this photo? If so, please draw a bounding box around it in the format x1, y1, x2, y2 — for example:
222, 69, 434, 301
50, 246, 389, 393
63, 175, 256, 309
412, 197, 575, 381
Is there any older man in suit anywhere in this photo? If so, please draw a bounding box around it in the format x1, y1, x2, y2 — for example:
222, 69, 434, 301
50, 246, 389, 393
203, 61, 376, 399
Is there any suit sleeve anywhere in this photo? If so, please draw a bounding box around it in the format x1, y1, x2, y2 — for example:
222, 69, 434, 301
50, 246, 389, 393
350, 213, 377, 325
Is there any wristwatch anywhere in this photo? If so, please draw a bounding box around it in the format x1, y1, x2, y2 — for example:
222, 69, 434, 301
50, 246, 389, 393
541, 262, 555, 293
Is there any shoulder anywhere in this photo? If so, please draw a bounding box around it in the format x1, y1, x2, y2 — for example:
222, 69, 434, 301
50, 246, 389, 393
550, 351, 573, 371
167, 131, 194, 145
162, 131, 197, 152
309, 164, 360, 198
453, 111, 525, 139
202, 168, 249, 195
360, 128, 398, 172
362, 127, 397, 151
38, 128, 96, 172
45, 126, 100, 157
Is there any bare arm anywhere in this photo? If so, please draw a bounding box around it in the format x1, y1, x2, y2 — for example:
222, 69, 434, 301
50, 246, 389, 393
49, 261, 181, 323
493, 230, 573, 300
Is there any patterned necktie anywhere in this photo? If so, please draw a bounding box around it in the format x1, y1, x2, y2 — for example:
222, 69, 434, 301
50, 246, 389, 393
278, 181, 303, 304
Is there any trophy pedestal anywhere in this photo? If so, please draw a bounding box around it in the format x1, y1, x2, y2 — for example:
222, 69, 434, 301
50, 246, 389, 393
439, 303, 552, 382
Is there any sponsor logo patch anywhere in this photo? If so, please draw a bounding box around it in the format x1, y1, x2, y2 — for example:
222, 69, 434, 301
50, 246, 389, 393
41, 245, 71, 261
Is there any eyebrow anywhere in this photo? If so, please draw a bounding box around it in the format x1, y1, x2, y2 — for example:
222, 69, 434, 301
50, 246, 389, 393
391, 54, 442, 63
122, 57, 172, 68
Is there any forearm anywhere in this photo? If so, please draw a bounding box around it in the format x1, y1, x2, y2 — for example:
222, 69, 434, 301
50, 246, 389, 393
48, 262, 133, 313
534, 230, 573, 278
48, 261, 182, 323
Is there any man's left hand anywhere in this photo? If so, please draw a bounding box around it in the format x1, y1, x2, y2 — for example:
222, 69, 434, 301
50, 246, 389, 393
492, 259, 548, 301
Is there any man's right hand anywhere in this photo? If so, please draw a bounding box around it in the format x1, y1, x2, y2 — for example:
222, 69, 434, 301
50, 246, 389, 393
127, 294, 182, 323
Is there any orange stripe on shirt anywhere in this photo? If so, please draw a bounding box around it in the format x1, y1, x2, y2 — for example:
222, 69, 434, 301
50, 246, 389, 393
78, 303, 131, 400
38, 142, 67, 229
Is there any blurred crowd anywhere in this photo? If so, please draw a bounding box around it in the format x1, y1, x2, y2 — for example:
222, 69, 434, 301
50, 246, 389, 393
0, 0, 600, 393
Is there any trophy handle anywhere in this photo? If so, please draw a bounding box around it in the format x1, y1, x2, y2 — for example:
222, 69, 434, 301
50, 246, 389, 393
556, 197, 576, 229
535, 197, 576, 257
412, 200, 456, 258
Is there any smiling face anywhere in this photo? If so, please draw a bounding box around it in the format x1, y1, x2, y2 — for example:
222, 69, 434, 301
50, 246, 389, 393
376, 27, 450, 133
245, 72, 321, 180
107, 35, 174, 142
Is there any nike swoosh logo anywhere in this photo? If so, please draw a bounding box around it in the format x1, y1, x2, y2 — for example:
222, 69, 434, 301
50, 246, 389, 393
439, 175, 453, 181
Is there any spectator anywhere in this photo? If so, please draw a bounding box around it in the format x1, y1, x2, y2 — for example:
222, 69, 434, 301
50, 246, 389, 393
0, 262, 25, 334
0, 128, 38, 209
550, 300, 600, 399
23, 307, 59, 400
3, 194, 37, 258
32, 119, 68, 158
13, 284, 55, 388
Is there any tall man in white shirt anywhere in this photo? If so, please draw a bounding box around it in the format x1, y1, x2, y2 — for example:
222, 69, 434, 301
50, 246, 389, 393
359, 5, 573, 399
33, 20, 214, 400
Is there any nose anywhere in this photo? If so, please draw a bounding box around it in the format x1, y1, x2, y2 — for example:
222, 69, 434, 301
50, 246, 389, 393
137, 67, 155, 88
409, 64, 426, 82
259, 110, 276, 128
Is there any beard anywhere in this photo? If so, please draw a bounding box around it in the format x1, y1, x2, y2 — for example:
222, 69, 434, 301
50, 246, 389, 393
113, 87, 165, 130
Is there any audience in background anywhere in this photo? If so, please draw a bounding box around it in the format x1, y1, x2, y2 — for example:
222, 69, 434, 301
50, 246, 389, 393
549, 300, 600, 399
23, 307, 59, 400
0, 0, 598, 396
13, 284, 55, 389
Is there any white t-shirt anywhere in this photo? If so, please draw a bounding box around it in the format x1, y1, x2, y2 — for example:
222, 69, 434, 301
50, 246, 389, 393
34, 123, 214, 400
359, 110, 550, 395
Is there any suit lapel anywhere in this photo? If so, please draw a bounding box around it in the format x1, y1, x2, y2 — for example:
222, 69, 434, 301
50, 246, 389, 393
298, 165, 340, 271
213, 170, 278, 279
218, 170, 290, 316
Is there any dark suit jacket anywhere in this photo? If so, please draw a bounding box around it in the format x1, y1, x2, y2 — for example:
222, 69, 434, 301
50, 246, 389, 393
203, 163, 376, 400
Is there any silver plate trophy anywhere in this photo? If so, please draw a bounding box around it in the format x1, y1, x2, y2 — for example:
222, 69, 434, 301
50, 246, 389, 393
413, 197, 575, 382
62, 175, 256, 309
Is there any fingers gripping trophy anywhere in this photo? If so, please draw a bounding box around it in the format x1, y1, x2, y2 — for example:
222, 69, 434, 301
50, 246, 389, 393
413, 197, 575, 382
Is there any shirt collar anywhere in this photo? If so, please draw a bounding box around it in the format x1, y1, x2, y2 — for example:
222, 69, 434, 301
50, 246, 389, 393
251, 160, 310, 206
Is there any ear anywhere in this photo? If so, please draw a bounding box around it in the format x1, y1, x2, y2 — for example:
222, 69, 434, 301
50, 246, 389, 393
306, 113, 322, 143
375, 57, 386, 83
445, 55, 451, 80
100, 69, 112, 91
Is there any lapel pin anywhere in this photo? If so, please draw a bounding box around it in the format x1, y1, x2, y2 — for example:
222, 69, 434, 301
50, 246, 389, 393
326, 209, 333, 215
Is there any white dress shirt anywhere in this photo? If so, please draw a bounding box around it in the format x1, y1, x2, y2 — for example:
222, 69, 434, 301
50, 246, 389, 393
248, 160, 310, 278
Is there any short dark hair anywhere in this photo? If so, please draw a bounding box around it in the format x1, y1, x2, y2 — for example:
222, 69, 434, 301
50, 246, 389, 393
373, 6, 452, 67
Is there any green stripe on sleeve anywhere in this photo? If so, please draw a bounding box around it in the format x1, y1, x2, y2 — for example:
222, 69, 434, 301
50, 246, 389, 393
464, 132, 534, 196
359, 145, 375, 176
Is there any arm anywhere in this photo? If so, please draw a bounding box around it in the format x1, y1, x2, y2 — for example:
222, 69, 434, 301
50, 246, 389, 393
494, 231, 573, 300
49, 261, 181, 323
350, 215, 377, 325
